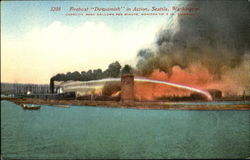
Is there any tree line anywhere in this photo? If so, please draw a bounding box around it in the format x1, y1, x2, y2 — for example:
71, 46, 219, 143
50, 61, 133, 82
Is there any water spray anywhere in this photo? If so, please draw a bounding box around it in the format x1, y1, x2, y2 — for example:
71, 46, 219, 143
61, 77, 213, 101
134, 77, 212, 101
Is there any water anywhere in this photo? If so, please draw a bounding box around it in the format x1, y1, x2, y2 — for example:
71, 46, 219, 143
1, 100, 249, 159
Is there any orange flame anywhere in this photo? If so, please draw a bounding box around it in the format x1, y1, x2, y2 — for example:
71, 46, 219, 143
135, 64, 247, 101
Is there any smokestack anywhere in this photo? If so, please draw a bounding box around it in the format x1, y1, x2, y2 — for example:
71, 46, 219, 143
50, 78, 54, 93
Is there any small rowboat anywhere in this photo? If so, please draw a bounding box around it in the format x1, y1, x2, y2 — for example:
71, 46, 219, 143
21, 104, 41, 110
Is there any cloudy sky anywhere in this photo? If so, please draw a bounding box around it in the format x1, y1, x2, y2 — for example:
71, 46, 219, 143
1, 1, 182, 84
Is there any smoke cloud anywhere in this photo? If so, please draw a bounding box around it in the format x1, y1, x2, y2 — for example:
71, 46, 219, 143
137, 0, 249, 76
136, 0, 250, 95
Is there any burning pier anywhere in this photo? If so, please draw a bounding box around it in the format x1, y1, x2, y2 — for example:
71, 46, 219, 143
48, 74, 216, 102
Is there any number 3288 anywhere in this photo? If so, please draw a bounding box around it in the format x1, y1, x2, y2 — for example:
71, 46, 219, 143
50, 7, 61, 11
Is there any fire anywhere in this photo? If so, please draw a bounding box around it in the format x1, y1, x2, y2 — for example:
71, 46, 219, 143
134, 65, 212, 100
134, 80, 203, 101
149, 65, 214, 86
135, 63, 247, 101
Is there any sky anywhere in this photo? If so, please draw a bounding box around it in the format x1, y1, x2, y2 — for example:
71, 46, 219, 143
1, 1, 183, 84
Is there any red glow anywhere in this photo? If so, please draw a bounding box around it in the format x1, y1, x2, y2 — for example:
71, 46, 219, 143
134, 64, 243, 100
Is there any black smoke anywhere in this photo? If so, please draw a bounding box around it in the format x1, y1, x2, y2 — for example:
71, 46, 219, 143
49, 61, 134, 93
137, 0, 250, 79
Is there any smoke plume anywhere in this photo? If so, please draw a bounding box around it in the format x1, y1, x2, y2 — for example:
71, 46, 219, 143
136, 0, 250, 96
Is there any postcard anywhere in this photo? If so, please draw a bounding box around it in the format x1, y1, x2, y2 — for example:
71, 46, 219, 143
1, 0, 250, 159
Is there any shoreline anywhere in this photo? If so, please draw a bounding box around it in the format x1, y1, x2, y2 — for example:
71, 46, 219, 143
1, 97, 250, 110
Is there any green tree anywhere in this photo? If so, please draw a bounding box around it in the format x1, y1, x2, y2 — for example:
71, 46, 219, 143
92, 69, 103, 79
105, 61, 121, 77
71, 71, 81, 81
121, 64, 133, 75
